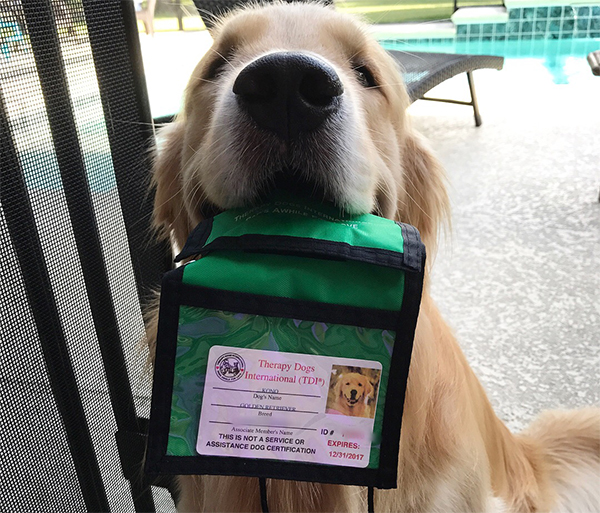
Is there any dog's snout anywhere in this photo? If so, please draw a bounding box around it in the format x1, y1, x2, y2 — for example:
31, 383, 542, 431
233, 52, 343, 139
350, 389, 358, 399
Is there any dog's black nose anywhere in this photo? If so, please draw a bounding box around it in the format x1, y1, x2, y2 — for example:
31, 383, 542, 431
350, 389, 357, 399
233, 52, 343, 140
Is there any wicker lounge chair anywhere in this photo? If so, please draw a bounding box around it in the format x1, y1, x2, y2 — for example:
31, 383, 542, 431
588, 50, 600, 76
190, 1, 504, 126
587, 51, 600, 200
388, 51, 504, 126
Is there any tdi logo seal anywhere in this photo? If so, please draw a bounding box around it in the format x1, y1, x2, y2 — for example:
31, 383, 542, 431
215, 353, 245, 382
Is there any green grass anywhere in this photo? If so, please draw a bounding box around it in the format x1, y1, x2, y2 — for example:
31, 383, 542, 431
336, 0, 454, 24
336, 0, 498, 24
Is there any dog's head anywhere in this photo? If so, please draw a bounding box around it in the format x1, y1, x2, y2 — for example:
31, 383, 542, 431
152, 2, 448, 252
335, 373, 373, 409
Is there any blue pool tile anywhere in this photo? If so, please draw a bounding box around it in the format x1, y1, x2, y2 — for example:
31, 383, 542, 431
563, 6, 574, 18
483, 24, 493, 34
457, 25, 467, 35
535, 20, 548, 33
591, 31, 600, 38
550, 6, 562, 17
509, 9, 520, 19
536, 7, 548, 17
507, 21, 519, 33
482, 36, 492, 41
508, 35, 519, 41
494, 33, 507, 41
496, 23, 506, 34
576, 18, 589, 32
593, 6, 600, 17
523, 7, 534, 19
563, 18, 574, 30
469, 24, 481, 35
522, 21, 532, 33
591, 17, 600, 30
549, 20, 560, 33
576, 6, 589, 16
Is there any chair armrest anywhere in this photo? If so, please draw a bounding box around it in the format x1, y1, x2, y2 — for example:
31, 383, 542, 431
588, 51, 600, 76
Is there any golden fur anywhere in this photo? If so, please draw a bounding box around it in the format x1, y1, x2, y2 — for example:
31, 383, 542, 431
147, 3, 600, 511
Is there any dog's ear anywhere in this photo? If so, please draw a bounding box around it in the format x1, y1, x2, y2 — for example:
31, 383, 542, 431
396, 130, 450, 256
374, 48, 450, 254
365, 379, 374, 399
151, 121, 195, 250
334, 375, 344, 397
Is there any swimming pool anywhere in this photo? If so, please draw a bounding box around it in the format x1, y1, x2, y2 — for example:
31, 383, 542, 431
380, 37, 600, 84
378, 4, 599, 84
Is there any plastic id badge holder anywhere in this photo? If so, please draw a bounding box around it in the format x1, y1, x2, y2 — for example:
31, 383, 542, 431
146, 200, 426, 489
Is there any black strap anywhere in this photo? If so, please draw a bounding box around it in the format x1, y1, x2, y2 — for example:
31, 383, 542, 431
176, 232, 422, 273
259, 477, 269, 513
368, 486, 375, 513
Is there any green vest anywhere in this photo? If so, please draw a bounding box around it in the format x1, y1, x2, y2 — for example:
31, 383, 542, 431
146, 197, 425, 490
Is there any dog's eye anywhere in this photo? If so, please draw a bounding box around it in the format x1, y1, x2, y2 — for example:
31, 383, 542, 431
204, 56, 228, 80
358, 383, 363, 387
346, 382, 350, 385
354, 65, 377, 88
204, 49, 235, 80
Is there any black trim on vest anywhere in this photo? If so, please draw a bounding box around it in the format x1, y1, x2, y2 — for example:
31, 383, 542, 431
145, 267, 183, 476
178, 234, 422, 272
377, 253, 425, 484
175, 217, 213, 261
176, 281, 399, 331
396, 223, 425, 271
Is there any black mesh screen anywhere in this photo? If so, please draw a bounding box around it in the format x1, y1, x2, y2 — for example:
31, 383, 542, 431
0, 1, 173, 510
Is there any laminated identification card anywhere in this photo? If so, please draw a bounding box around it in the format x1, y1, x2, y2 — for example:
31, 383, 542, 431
198, 346, 383, 468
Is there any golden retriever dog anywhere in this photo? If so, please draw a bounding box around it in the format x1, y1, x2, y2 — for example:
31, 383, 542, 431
329, 373, 375, 418
147, 2, 600, 511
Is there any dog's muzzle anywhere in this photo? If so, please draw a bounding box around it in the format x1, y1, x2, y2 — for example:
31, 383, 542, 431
346, 390, 360, 405
233, 52, 343, 140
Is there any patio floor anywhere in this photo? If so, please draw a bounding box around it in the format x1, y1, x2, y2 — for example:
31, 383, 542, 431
411, 63, 599, 431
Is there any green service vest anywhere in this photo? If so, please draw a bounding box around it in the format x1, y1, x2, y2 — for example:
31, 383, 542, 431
146, 197, 425, 489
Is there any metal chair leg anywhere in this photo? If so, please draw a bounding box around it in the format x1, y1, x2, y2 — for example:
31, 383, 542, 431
467, 71, 482, 127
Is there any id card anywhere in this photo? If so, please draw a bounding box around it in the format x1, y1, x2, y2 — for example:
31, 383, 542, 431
197, 346, 383, 468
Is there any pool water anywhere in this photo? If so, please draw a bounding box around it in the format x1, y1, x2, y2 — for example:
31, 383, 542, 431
380, 37, 600, 84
